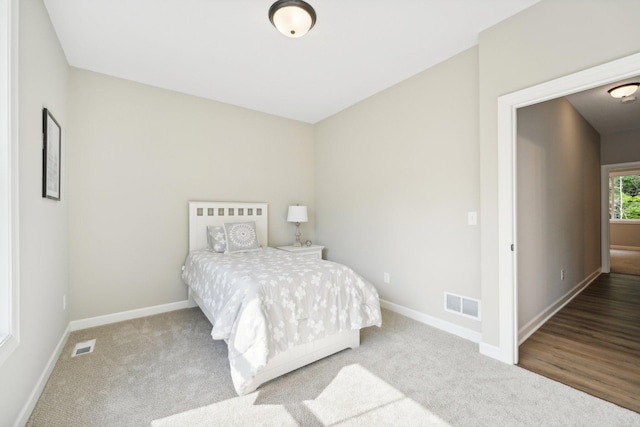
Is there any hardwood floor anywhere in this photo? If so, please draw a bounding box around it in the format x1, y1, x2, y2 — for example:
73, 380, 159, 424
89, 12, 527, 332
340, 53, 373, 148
610, 249, 640, 276
518, 273, 640, 413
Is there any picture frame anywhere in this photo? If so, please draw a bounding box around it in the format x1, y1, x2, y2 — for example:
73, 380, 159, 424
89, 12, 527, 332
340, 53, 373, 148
42, 108, 61, 200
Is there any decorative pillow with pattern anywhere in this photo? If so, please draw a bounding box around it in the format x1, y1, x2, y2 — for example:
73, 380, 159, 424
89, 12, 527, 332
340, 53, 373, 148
207, 225, 227, 253
224, 221, 260, 253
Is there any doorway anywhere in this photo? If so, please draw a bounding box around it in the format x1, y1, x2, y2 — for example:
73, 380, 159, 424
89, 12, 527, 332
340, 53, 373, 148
495, 51, 640, 365
602, 162, 640, 276
504, 60, 640, 412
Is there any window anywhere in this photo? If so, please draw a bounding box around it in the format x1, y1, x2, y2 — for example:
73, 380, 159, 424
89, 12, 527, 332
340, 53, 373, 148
0, 0, 19, 366
609, 170, 640, 221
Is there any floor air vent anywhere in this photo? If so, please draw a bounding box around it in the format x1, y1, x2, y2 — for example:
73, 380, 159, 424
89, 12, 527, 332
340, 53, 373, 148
445, 293, 481, 320
72, 339, 96, 357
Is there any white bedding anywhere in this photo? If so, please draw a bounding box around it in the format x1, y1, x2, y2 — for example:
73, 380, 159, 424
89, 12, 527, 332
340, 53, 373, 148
181, 247, 381, 395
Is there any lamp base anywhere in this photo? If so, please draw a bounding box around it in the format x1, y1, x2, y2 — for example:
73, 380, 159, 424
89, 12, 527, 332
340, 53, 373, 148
293, 222, 302, 247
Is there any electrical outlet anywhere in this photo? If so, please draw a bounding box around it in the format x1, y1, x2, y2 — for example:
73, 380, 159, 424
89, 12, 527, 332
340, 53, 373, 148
383, 272, 390, 283
560, 269, 565, 281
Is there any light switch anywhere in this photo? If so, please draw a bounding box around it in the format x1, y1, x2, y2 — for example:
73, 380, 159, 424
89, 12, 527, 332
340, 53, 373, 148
468, 211, 478, 226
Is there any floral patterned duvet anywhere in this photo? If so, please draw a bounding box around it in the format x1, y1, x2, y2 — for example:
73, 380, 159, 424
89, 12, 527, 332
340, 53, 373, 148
181, 247, 382, 395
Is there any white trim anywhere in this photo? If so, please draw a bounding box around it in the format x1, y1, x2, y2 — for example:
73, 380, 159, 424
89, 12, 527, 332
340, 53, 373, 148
0, 0, 19, 367
478, 342, 503, 362
495, 52, 640, 366
609, 168, 640, 177
518, 268, 600, 345
69, 300, 191, 332
0, 334, 17, 367
380, 299, 482, 343
602, 161, 640, 272
496, 88, 519, 365
610, 245, 640, 251
13, 324, 71, 427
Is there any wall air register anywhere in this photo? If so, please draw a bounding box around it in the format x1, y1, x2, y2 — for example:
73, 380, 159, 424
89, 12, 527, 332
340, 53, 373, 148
445, 293, 481, 320
72, 339, 96, 357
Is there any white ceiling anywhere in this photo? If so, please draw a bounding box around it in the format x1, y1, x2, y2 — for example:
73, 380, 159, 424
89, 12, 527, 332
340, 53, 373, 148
566, 76, 640, 135
43, 0, 540, 124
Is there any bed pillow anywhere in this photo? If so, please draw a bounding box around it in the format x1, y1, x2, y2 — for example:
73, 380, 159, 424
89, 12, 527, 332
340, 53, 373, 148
206, 225, 227, 253
224, 221, 260, 253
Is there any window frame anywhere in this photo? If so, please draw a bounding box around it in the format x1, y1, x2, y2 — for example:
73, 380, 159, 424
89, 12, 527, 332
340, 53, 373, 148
608, 169, 640, 223
0, 0, 19, 366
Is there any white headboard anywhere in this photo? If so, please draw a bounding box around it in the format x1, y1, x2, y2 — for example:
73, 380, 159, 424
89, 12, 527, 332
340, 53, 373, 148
188, 201, 269, 251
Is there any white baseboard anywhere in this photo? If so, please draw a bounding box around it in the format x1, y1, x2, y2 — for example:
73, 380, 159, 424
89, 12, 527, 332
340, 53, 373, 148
13, 323, 71, 427
610, 245, 640, 251
518, 268, 601, 345
380, 299, 482, 343
479, 341, 507, 362
69, 300, 192, 332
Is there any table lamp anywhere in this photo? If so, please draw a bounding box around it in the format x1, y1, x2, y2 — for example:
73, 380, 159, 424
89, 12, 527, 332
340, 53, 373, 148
287, 205, 308, 247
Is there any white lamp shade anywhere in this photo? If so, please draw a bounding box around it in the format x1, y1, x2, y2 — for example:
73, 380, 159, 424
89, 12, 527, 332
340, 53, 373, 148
269, 0, 316, 38
287, 205, 308, 222
608, 83, 639, 99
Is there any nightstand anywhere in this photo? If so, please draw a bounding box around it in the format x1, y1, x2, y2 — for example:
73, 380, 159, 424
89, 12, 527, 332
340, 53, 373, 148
277, 245, 324, 259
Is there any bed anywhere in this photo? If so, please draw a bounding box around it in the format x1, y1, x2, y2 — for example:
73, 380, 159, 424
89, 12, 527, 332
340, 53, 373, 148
181, 201, 382, 395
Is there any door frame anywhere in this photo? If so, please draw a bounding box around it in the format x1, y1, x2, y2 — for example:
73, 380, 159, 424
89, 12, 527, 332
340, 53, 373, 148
496, 52, 640, 365
601, 161, 640, 273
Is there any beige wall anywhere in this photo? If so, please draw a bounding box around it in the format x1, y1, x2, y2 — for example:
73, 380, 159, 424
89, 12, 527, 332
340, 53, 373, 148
7, 1, 640, 424
610, 222, 640, 248
478, 0, 640, 346
68, 69, 315, 320
516, 97, 601, 329
601, 128, 640, 165
0, 0, 69, 425
315, 47, 481, 332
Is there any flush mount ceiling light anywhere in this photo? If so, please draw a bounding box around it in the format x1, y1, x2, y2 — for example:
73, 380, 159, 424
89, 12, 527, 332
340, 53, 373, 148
608, 83, 640, 99
269, 0, 316, 38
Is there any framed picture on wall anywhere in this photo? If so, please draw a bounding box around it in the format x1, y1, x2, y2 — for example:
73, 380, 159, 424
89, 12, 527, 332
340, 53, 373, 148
42, 108, 61, 201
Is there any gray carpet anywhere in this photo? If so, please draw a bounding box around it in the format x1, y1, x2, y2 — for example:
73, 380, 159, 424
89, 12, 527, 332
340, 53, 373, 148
27, 308, 639, 426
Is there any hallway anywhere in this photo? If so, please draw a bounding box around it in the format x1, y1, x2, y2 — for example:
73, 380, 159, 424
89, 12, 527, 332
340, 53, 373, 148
518, 273, 640, 413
